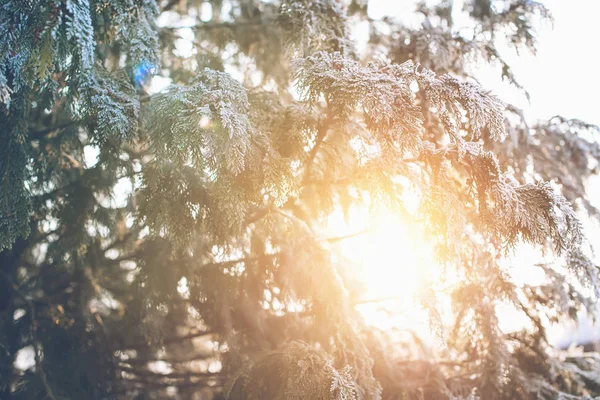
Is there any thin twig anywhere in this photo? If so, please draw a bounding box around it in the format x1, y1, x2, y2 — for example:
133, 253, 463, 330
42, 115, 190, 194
120, 330, 215, 350
325, 229, 371, 243
161, 20, 263, 31
273, 208, 313, 235
120, 350, 215, 365
118, 364, 218, 379
302, 114, 334, 185
352, 296, 408, 306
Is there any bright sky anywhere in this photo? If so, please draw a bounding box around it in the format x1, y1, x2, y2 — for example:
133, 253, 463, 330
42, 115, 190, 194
528, 0, 600, 336
367, 0, 600, 126
503, 0, 600, 126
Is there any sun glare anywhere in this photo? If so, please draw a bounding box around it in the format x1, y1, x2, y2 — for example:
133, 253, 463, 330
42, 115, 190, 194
327, 201, 439, 337
339, 215, 431, 302
328, 201, 561, 345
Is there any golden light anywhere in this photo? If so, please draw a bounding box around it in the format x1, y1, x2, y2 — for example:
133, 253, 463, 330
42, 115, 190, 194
326, 194, 440, 337
336, 213, 432, 302
326, 196, 556, 342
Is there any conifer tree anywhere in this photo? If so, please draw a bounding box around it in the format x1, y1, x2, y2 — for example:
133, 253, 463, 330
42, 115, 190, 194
1, 1, 599, 399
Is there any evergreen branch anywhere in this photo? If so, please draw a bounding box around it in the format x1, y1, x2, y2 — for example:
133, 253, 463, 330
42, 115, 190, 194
515, 299, 545, 335
3, 2, 598, 398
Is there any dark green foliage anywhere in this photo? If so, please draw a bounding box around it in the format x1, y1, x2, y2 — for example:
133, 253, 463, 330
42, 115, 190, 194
147, 68, 253, 174
80, 66, 141, 145
1, 1, 600, 400
278, 0, 353, 56
66, 0, 95, 69
0, 103, 31, 251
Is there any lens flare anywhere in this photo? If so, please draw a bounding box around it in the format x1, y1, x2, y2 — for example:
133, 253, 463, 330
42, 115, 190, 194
133, 60, 157, 88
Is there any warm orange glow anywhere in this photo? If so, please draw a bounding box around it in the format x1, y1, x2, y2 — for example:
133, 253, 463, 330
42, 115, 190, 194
327, 199, 439, 337
328, 201, 552, 341
337, 213, 433, 302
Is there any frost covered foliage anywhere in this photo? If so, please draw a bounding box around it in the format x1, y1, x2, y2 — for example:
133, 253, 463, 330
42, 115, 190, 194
1, 1, 600, 400
278, 0, 354, 56
226, 341, 358, 400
